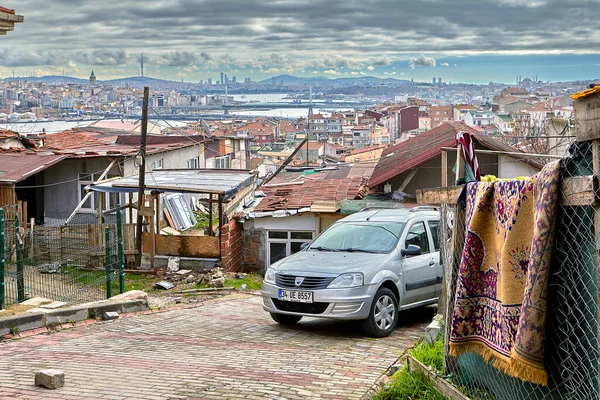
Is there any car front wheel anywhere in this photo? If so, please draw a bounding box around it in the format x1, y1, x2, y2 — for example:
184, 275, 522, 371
270, 313, 302, 324
360, 287, 398, 337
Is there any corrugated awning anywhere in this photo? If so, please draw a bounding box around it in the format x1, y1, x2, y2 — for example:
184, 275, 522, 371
90, 169, 256, 201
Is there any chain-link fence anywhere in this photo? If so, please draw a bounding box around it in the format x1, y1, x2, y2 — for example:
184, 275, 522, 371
439, 139, 599, 400
0, 204, 130, 310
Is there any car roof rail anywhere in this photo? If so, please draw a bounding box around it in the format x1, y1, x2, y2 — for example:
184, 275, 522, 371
409, 205, 439, 212
359, 206, 390, 212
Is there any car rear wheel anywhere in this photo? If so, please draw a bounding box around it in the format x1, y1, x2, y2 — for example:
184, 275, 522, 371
360, 287, 398, 337
270, 313, 302, 324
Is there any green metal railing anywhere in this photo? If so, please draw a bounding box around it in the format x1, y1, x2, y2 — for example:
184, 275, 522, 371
0, 205, 127, 310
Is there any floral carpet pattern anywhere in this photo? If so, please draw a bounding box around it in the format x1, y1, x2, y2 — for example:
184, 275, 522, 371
449, 161, 561, 386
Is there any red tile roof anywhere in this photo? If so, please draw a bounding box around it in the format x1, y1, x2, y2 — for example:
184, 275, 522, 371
368, 121, 479, 187
0, 6, 15, 14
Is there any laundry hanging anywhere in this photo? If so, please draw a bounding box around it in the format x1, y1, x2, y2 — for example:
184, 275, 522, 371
449, 160, 560, 386
456, 130, 481, 181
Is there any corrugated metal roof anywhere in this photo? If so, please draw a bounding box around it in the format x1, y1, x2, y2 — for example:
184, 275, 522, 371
91, 169, 256, 201
0, 153, 67, 183
370, 122, 477, 187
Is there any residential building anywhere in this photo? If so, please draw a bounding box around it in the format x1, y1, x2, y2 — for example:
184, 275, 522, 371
429, 106, 452, 127
418, 111, 432, 131
462, 110, 495, 127
368, 122, 542, 197
308, 114, 327, 136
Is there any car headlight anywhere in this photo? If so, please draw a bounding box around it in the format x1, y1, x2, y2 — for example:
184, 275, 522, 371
264, 267, 276, 284
327, 273, 364, 289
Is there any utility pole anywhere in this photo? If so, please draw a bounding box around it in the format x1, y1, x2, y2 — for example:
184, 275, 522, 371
135, 86, 149, 267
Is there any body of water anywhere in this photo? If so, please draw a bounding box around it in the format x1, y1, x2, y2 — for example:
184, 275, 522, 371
1, 93, 355, 134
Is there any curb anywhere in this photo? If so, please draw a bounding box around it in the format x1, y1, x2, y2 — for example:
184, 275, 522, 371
0, 293, 254, 342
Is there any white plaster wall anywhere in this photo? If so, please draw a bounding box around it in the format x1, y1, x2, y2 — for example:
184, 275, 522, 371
244, 214, 316, 232
498, 155, 540, 178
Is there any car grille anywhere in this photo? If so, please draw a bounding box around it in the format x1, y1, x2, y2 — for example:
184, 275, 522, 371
272, 299, 330, 314
276, 274, 335, 289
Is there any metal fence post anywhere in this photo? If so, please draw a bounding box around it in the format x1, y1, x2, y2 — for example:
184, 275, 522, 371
0, 209, 4, 310
15, 215, 24, 303
105, 226, 112, 299
116, 205, 125, 294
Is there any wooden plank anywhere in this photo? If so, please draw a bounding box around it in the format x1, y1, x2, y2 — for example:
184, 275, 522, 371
417, 178, 596, 206
138, 206, 154, 217
574, 92, 600, 142
455, 144, 463, 185
142, 232, 220, 258
441, 149, 448, 187
560, 175, 598, 206
163, 207, 175, 229
407, 355, 470, 400
417, 186, 463, 205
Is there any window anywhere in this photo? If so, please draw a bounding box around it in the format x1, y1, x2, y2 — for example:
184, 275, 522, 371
151, 158, 163, 170
78, 173, 121, 211
215, 155, 230, 169
308, 222, 403, 254
405, 222, 430, 253
427, 220, 440, 251
268, 230, 314, 266
186, 157, 199, 169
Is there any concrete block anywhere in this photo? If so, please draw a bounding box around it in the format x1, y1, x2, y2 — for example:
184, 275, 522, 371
40, 301, 68, 310
167, 257, 180, 272
140, 254, 152, 270
45, 306, 88, 326
35, 369, 65, 389
102, 311, 119, 321
0, 313, 44, 336
424, 319, 442, 345
110, 290, 148, 302
20, 297, 52, 307
118, 299, 150, 314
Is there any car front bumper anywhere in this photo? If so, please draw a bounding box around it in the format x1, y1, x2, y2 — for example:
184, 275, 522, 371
261, 281, 378, 320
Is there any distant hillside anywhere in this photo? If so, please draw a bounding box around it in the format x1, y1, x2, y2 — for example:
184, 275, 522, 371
257, 74, 410, 86
3, 75, 88, 84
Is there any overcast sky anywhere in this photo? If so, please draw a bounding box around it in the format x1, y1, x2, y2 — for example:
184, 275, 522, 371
1, 0, 599, 83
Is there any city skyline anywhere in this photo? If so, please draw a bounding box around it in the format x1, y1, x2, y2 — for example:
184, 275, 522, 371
1, 0, 599, 84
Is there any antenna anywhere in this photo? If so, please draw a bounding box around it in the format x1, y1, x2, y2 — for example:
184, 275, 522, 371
308, 84, 313, 117
141, 53, 144, 78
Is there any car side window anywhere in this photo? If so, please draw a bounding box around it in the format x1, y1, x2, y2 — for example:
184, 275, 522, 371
405, 221, 430, 254
427, 220, 440, 251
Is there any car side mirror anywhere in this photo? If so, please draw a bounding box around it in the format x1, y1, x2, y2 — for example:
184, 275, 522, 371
300, 242, 310, 250
401, 244, 422, 257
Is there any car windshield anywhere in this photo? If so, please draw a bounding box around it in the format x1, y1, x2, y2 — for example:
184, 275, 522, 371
308, 222, 405, 254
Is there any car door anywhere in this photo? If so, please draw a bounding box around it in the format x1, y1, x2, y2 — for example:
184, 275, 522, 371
426, 219, 443, 298
401, 219, 437, 305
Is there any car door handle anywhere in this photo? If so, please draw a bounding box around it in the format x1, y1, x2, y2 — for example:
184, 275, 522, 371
429, 261, 435, 266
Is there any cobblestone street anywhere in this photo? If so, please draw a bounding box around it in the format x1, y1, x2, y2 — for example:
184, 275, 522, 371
0, 294, 432, 399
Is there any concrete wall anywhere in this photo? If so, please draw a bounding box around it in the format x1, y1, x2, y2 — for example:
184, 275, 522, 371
43, 158, 121, 221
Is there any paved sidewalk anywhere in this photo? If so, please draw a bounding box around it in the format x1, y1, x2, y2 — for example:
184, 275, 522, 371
0, 295, 432, 399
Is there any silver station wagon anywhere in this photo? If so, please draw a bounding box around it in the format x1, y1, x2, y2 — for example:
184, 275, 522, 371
261, 207, 442, 337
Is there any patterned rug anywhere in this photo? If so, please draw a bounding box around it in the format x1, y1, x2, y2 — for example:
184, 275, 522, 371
449, 161, 561, 386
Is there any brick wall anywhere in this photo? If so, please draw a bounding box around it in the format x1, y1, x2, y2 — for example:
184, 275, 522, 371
243, 228, 266, 272
220, 219, 244, 272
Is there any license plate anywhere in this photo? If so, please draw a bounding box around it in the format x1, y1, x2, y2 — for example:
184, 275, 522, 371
278, 289, 313, 303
